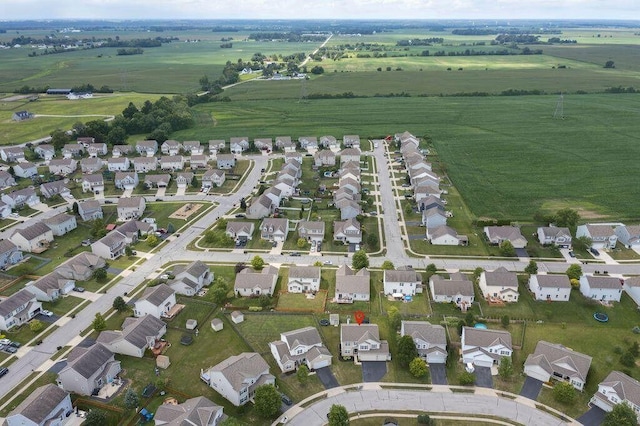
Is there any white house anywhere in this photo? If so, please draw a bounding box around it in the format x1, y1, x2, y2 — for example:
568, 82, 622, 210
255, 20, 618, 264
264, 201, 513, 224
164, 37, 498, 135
81, 174, 104, 193
0, 171, 16, 189
39, 180, 70, 199
97, 314, 167, 358
216, 154, 235, 169
576, 224, 617, 249
422, 207, 447, 229
260, 218, 289, 242
0, 240, 23, 270
189, 155, 209, 169
461, 327, 512, 368
615, 225, 640, 249
287, 266, 321, 293
169, 260, 213, 296
524, 341, 592, 391
429, 273, 475, 311
269, 326, 332, 372
112, 145, 133, 157
135, 140, 158, 156
5, 384, 72, 426
0, 288, 43, 331
528, 274, 572, 302
427, 225, 467, 246
225, 222, 254, 243
383, 268, 422, 296
133, 284, 178, 318
340, 324, 390, 362
234, 266, 278, 297
335, 265, 370, 303
229, 137, 249, 154
161, 140, 182, 155
43, 212, 77, 236
579, 275, 622, 302
537, 226, 573, 248
160, 155, 184, 171
298, 221, 325, 244
10, 222, 54, 253
61, 143, 84, 158
590, 371, 640, 420
56, 344, 121, 396
1, 147, 25, 162
77, 199, 103, 221
333, 219, 362, 245
114, 172, 139, 190
86, 142, 108, 157
13, 162, 37, 179
2, 187, 40, 208
478, 267, 519, 302
176, 172, 194, 189
132, 157, 158, 173
183, 140, 204, 155
80, 157, 103, 173
202, 169, 225, 188
34, 144, 55, 161
108, 157, 130, 172
401, 321, 447, 364
117, 196, 146, 221
623, 277, 640, 307
91, 230, 128, 260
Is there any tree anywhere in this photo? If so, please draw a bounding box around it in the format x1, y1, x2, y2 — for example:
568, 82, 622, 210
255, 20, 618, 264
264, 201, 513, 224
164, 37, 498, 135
313, 261, 323, 267
29, 319, 44, 333
365, 232, 378, 249
191, 174, 199, 187
72, 202, 79, 215
166, 223, 175, 234
397, 335, 419, 367
604, 60, 615, 69
113, 296, 128, 312
472, 267, 483, 282
573, 235, 593, 251
297, 364, 309, 385
387, 306, 401, 332
125, 245, 133, 257
147, 234, 160, 248
553, 381, 577, 403
90, 218, 107, 239
50, 129, 69, 151
409, 357, 428, 378
211, 286, 229, 305
620, 350, 636, 367
240, 199, 247, 210
417, 414, 433, 425
92, 312, 106, 332
253, 384, 281, 419
554, 208, 580, 228
352, 250, 369, 270
465, 311, 475, 327
499, 240, 515, 256
570, 278, 580, 289
93, 268, 107, 282
566, 264, 582, 280
124, 388, 139, 409
297, 238, 307, 248
603, 402, 637, 426
381, 260, 395, 270
310, 65, 325, 75
498, 356, 514, 379
524, 260, 538, 275
251, 255, 265, 270
327, 404, 349, 426
459, 371, 475, 385
84, 410, 107, 426
501, 315, 510, 328
425, 263, 437, 278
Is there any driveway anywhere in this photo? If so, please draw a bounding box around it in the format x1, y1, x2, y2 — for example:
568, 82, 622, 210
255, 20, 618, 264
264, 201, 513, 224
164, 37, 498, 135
429, 363, 447, 385
515, 248, 529, 258
577, 406, 607, 426
474, 366, 493, 388
519, 376, 543, 400
362, 361, 387, 382
316, 367, 339, 389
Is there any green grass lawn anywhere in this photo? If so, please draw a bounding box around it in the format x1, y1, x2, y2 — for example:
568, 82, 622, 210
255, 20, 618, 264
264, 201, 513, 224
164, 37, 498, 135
277, 292, 326, 312
42, 295, 86, 316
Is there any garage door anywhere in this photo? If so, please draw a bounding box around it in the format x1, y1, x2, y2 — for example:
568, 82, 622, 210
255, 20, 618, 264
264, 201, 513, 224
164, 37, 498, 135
313, 359, 331, 369
524, 366, 550, 383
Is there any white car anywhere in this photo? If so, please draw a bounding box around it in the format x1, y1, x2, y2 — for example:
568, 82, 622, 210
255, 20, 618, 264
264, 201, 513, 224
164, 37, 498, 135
0, 339, 10, 345
323, 260, 332, 265
41, 310, 53, 317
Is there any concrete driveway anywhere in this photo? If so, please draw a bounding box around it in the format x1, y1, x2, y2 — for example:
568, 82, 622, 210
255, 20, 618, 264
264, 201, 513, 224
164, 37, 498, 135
429, 363, 448, 385
474, 366, 494, 388
315, 367, 339, 389
519, 376, 543, 400
577, 406, 607, 426
362, 361, 387, 382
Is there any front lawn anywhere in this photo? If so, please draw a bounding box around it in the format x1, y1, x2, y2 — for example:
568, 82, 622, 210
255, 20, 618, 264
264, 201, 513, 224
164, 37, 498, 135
277, 291, 326, 312
43, 295, 86, 316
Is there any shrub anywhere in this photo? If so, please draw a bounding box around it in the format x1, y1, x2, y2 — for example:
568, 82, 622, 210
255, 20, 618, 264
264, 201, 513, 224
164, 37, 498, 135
459, 371, 475, 385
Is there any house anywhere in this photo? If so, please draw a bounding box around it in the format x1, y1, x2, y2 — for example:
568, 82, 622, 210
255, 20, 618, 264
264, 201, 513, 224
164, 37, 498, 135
427, 225, 467, 246
234, 266, 279, 297
590, 371, 640, 419
216, 154, 235, 169
61, 143, 84, 158
314, 149, 336, 167
200, 353, 275, 406
116, 219, 154, 242
56, 343, 121, 396
339, 148, 361, 165
287, 266, 321, 293
284, 152, 303, 164
461, 327, 512, 367
229, 137, 249, 154
579, 275, 622, 302
1, 147, 25, 163
333, 218, 362, 244
39, 180, 70, 199
335, 265, 370, 303
183, 140, 203, 155
0, 288, 43, 331
246, 194, 276, 219
422, 207, 447, 229
262, 187, 282, 206
97, 314, 167, 358
0, 240, 23, 270
320, 135, 337, 148
189, 155, 209, 169
615, 225, 640, 249
176, 172, 194, 189
13, 162, 38, 178
624, 277, 640, 307
86, 143, 108, 157
132, 157, 158, 173
57, 252, 106, 281
298, 136, 318, 149
429, 273, 474, 311
524, 341, 592, 391
273, 177, 296, 198
161, 140, 182, 155
479, 267, 520, 302
260, 218, 289, 242
108, 157, 130, 172
117, 196, 146, 221
144, 174, 171, 188
76, 137, 95, 147
160, 155, 184, 171
77, 200, 103, 221
576, 224, 617, 249
275, 136, 293, 151
4, 384, 72, 426
202, 169, 225, 188
80, 157, 103, 173
0, 170, 17, 188
339, 177, 360, 195
484, 226, 527, 248
225, 222, 254, 243
25, 272, 75, 302
2, 187, 40, 209
169, 261, 213, 296
339, 200, 361, 220
396, 131, 419, 147
298, 221, 325, 244
340, 324, 390, 361
537, 226, 573, 248
136, 140, 158, 157
528, 274, 572, 302
81, 174, 104, 193
10, 222, 54, 253
11, 110, 34, 122
343, 135, 360, 148
114, 172, 139, 190
208, 139, 225, 153
0, 201, 11, 219
43, 213, 77, 236
133, 284, 177, 318
384, 268, 422, 296
254, 138, 273, 152
417, 195, 444, 212
270, 326, 332, 372
155, 396, 224, 426
34, 144, 55, 161
112, 145, 133, 157
401, 321, 448, 364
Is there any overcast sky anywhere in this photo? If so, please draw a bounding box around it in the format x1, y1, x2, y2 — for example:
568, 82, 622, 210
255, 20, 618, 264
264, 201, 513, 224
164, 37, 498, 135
1, 0, 637, 20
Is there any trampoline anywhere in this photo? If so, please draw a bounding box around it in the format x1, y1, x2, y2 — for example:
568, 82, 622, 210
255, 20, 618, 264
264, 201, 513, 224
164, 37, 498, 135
594, 312, 609, 322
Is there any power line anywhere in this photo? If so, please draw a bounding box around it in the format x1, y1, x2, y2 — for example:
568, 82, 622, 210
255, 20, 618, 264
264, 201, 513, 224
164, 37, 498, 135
553, 93, 564, 119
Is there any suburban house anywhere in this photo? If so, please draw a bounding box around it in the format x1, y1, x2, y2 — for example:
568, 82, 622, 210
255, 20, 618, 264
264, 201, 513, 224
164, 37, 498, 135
0, 170, 16, 188
340, 324, 390, 361
590, 371, 640, 418
287, 266, 321, 293
314, 149, 336, 166
623, 277, 640, 307
202, 169, 225, 188
40, 180, 70, 199
108, 157, 130, 172
76, 137, 96, 147
576, 224, 618, 249
298, 221, 325, 244
427, 225, 468, 246
91, 230, 128, 259
422, 207, 447, 229
335, 265, 370, 303
478, 267, 520, 302
338, 200, 361, 220
10, 222, 54, 253
43, 213, 77, 236
298, 136, 318, 149
189, 154, 209, 169
25, 272, 75, 302
155, 396, 224, 426
97, 314, 167, 358
81, 174, 105, 193
216, 154, 236, 169
429, 273, 475, 311
524, 341, 592, 391
340, 148, 361, 165
161, 140, 182, 155
0, 289, 42, 331
528, 274, 572, 302
77, 199, 103, 221
260, 218, 289, 242
225, 222, 254, 243
34, 144, 56, 161
112, 145, 133, 157
0, 240, 23, 270
200, 352, 275, 406
275, 136, 293, 151
133, 284, 177, 318
144, 174, 171, 188
284, 152, 303, 164
484, 226, 528, 248
461, 327, 512, 367
579, 275, 622, 302
117, 196, 146, 221
61, 143, 84, 158
183, 140, 204, 155
320, 135, 338, 148
80, 157, 103, 173
176, 172, 194, 189
1, 147, 25, 162
333, 218, 362, 244
57, 252, 106, 281
169, 260, 213, 296
254, 138, 273, 152
160, 155, 184, 171
0, 202, 11, 219
135, 140, 158, 157
269, 326, 332, 372
86, 142, 108, 157
4, 384, 72, 426
233, 266, 279, 297
2, 187, 40, 208
401, 321, 448, 364
383, 268, 422, 296
114, 172, 139, 190
537, 226, 573, 248
132, 157, 158, 173
246, 195, 276, 219
209, 139, 226, 153
13, 162, 38, 178
229, 137, 249, 154
56, 343, 121, 396
615, 225, 640, 249
343, 135, 361, 148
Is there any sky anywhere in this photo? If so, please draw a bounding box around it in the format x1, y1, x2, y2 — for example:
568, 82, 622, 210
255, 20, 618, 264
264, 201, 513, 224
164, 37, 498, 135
1, 0, 638, 21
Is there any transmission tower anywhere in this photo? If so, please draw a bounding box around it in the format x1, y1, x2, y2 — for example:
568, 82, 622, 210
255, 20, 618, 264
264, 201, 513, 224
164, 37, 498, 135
553, 93, 564, 119
298, 77, 308, 103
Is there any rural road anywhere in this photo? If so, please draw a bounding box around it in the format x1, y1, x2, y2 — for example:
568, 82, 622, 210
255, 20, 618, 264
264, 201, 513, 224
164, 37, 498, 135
34, 113, 115, 121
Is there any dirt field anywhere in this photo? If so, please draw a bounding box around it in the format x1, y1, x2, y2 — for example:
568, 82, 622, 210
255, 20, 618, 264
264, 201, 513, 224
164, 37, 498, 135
168, 203, 202, 220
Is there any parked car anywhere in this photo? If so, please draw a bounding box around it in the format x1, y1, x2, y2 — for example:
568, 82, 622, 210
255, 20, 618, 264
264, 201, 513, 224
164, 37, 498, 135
280, 393, 293, 405
589, 248, 600, 256
2, 346, 17, 354
290, 252, 301, 257
323, 260, 332, 265
41, 310, 53, 317
0, 339, 10, 345
9, 341, 20, 348
0, 367, 8, 378
73, 286, 85, 293
568, 251, 576, 258
235, 213, 246, 218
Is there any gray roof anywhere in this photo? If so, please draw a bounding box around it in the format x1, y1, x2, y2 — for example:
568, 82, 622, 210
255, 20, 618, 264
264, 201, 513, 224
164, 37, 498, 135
463, 327, 512, 350
97, 314, 165, 350
483, 268, 518, 288
216, 154, 235, 161
30, 272, 71, 294
402, 321, 446, 346
40, 180, 68, 194
6, 384, 69, 424
226, 221, 254, 235
160, 155, 183, 163
43, 212, 74, 226
117, 196, 144, 208
65, 343, 114, 379
108, 157, 128, 164
429, 225, 458, 239
144, 174, 171, 184
624, 276, 640, 288
8, 187, 37, 199
83, 174, 104, 183
11, 222, 51, 241
281, 326, 323, 349
78, 199, 102, 214
174, 260, 209, 278
234, 266, 278, 290
584, 224, 615, 237
534, 274, 571, 289
430, 275, 474, 297
138, 284, 175, 307
209, 352, 271, 392
261, 218, 288, 233
384, 269, 421, 283
525, 341, 592, 382
154, 396, 222, 426
133, 157, 157, 164
335, 265, 370, 295
0, 239, 18, 255
598, 371, 640, 407
539, 226, 571, 239
0, 288, 35, 317
57, 252, 105, 278
289, 266, 320, 280
583, 275, 621, 289
485, 226, 526, 242
341, 324, 380, 344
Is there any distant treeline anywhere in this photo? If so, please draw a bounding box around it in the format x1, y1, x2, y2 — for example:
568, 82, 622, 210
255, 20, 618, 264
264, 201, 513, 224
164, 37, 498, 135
453, 28, 562, 35
249, 32, 327, 42
419, 48, 543, 56
14, 83, 113, 94
396, 38, 444, 46
604, 86, 637, 93
116, 48, 143, 55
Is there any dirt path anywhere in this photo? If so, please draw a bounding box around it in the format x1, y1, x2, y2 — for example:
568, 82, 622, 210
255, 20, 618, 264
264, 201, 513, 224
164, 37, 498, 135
34, 114, 115, 121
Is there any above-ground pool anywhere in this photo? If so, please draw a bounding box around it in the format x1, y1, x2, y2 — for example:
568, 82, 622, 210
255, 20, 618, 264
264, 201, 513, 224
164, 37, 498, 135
474, 323, 488, 329
594, 312, 609, 322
